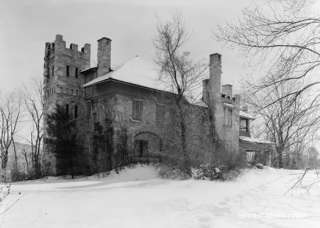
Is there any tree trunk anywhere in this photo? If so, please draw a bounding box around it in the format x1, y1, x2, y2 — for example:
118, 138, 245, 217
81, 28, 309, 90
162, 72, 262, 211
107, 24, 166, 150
13, 140, 18, 172
176, 99, 190, 175
0, 167, 7, 182
277, 146, 284, 168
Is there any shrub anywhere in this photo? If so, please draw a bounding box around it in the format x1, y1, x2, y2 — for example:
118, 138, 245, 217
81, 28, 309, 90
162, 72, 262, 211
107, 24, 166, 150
158, 164, 189, 179
192, 164, 222, 180
10, 169, 28, 182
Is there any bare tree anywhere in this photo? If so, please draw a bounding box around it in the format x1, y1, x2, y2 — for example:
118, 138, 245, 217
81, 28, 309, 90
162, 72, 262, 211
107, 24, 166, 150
0, 93, 21, 181
154, 15, 206, 173
216, 1, 320, 105
23, 79, 44, 177
245, 78, 320, 168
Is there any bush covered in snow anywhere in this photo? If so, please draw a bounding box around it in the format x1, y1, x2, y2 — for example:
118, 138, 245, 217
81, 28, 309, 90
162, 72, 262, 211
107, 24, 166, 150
192, 164, 242, 181
158, 164, 190, 179
0, 183, 11, 202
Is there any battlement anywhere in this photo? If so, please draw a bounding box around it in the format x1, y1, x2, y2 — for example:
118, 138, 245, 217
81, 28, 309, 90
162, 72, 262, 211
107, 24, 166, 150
45, 34, 91, 59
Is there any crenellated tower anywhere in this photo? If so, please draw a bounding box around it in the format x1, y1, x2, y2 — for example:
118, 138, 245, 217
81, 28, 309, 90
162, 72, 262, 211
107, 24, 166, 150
43, 34, 91, 174
43, 34, 90, 114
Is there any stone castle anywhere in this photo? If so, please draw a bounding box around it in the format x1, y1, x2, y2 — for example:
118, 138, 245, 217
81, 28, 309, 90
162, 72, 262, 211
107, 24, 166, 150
43, 34, 274, 174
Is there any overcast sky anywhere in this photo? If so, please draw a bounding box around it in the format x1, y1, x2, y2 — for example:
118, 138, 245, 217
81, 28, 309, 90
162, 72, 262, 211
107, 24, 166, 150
0, 0, 264, 94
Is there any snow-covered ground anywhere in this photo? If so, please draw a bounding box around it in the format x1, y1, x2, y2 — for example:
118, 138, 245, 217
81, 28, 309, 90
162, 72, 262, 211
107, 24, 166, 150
1, 165, 320, 228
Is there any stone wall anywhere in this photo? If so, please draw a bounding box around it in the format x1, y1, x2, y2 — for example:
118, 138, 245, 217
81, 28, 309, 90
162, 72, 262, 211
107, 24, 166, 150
83, 80, 217, 170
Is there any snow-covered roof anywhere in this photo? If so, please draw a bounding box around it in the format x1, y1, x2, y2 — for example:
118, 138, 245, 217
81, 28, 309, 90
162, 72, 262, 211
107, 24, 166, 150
224, 103, 234, 108
83, 57, 257, 120
83, 56, 169, 92
240, 136, 273, 144
239, 110, 255, 120
193, 100, 208, 107
193, 101, 256, 120
81, 66, 97, 73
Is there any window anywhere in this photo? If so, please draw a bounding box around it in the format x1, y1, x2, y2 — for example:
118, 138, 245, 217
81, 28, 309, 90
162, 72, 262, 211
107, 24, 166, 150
132, 100, 143, 121
240, 118, 249, 132
246, 151, 256, 163
51, 66, 54, 77
156, 104, 165, 125
75, 67, 78, 78
224, 106, 232, 127
65, 104, 69, 115
66, 65, 70, 77
74, 105, 78, 118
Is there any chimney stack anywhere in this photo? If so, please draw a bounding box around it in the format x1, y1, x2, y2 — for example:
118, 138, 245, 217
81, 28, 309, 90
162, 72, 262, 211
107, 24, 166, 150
209, 53, 222, 98
202, 79, 209, 103
222, 84, 232, 98
97, 37, 112, 77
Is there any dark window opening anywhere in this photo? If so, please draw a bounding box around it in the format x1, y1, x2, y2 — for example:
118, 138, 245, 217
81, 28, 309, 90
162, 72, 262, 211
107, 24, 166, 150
51, 66, 54, 77
66, 65, 70, 77
132, 100, 143, 121
74, 105, 78, 119
65, 104, 69, 116
134, 140, 148, 157
240, 118, 249, 132
75, 68, 78, 78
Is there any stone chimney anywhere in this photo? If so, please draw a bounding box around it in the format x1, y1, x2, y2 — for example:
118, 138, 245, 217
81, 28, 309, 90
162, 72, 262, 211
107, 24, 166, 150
222, 84, 232, 98
97, 37, 112, 77
209, 53, 222, 98
202, 79, 209, 104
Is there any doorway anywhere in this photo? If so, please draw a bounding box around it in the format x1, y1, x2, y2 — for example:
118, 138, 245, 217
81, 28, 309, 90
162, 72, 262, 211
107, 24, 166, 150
134, 140, 148, 157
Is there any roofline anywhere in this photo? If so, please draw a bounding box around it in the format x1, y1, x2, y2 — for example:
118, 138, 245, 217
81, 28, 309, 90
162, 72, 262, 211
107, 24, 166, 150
83, 77, 176, 96
97, 37, 112, 42
239, 115, 255, 120
239, 137, 274, 145
81, 66, 97, 73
